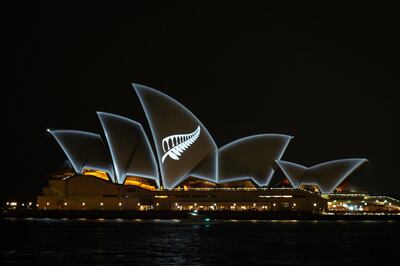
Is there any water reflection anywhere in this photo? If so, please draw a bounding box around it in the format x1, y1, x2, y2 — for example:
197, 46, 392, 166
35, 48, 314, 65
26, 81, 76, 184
2, 218, 399, 265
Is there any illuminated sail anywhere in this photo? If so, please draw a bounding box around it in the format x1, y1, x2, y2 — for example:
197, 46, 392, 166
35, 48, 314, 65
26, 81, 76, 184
276, 159, 368, 193
48, 129, 115, 182
133, 83, 218, 189
219, 134, 293, 186
97, 112, 159, 186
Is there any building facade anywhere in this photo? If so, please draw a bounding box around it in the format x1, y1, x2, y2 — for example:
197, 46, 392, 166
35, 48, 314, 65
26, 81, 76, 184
37, 83, 381, 213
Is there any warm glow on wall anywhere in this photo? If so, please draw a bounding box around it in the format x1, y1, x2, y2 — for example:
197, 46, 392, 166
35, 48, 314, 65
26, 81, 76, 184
83, 169, 109, 181
124, 176, 156, 190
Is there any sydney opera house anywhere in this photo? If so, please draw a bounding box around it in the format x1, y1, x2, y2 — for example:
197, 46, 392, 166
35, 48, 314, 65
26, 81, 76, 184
36, 84, 400, 214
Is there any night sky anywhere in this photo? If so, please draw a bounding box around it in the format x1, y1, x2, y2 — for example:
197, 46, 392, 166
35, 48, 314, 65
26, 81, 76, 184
7, 2, 399, 201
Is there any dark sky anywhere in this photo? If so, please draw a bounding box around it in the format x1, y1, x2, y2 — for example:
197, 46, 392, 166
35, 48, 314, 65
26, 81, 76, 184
7, 2, 399, 201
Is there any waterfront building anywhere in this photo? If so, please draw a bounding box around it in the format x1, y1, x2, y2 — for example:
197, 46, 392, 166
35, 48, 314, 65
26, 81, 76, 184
36, 83, 396, 214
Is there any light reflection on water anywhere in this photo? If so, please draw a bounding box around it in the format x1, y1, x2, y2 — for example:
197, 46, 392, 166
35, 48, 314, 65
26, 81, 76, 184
13, 217, 397, 224
2, 218, 399, 265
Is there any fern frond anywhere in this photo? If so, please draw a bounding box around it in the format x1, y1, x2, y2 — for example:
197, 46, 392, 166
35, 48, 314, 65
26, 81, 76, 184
161, 126, 201, 163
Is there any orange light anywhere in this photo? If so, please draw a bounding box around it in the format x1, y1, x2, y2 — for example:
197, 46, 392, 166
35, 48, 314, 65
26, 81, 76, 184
155, 195, 168, 198
124, 177, 156, 190
83, 169, 109, 181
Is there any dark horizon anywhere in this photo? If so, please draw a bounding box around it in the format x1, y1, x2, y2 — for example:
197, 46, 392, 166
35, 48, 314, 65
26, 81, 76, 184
7, 2, 399, 201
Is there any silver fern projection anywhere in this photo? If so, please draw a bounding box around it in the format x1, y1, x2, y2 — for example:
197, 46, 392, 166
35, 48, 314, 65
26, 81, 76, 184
133, 83, 218, 189
161, 126, 201, 163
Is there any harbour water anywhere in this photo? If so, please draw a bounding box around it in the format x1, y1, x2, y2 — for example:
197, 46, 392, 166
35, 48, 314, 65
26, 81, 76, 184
2, 218, 399, 265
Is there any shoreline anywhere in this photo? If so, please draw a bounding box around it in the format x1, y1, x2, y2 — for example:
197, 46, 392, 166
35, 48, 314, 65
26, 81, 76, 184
2, 209, 399, 221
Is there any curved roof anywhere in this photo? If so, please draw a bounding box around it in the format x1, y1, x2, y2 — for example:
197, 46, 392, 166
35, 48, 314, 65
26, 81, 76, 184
48, 82, 369, 191
274, 161, 307, 188
48, 129, 115, 182
133, 83, 218, 189
218, 134, 293, 186
97, 112, 159, 186
276, 158, 368, 193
